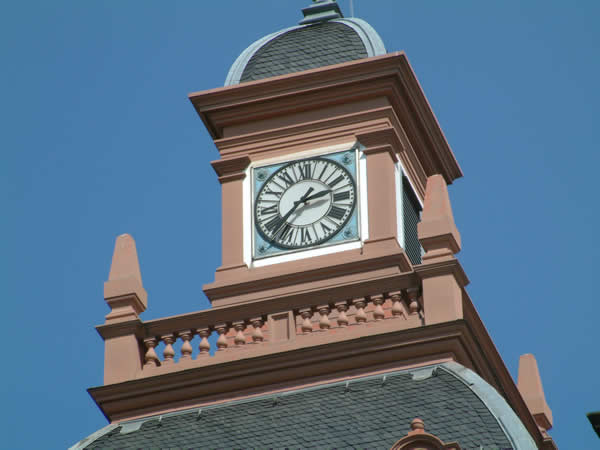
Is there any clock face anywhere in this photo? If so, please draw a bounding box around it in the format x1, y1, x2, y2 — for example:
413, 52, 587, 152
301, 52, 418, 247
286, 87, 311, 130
254, 156, 357, 252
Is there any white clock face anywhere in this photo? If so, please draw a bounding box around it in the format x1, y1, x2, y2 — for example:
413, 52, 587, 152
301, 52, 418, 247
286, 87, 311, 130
254, 156, 357, 251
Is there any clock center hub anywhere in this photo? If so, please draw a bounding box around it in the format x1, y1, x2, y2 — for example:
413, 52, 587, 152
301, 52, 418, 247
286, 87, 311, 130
279, 180, 331, 226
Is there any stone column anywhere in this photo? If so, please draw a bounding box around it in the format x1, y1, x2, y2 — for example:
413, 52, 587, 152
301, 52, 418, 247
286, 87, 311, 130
358, 128, 400, 247
357, 127, 411, 271
211, 155, 251, 281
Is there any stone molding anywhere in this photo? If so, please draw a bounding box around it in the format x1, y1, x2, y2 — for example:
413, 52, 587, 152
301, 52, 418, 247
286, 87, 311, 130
204, 240, 413, 306
210, 155, 251, 181
91, 320, 469, 422
189, 53, 462, 187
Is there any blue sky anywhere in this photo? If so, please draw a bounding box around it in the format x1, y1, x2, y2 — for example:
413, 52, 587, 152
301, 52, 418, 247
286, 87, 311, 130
1, 1, 598, 448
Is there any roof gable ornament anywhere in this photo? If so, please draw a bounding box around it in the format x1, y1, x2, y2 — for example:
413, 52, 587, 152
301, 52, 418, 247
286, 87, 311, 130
299, 0, 343, 25
391, 418, 462, 450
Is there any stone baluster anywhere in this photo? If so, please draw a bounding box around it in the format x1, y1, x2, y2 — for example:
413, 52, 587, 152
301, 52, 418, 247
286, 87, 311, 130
233, 321, 247, 346
197, 327, 211, 355
299, 308, 314, 333
178, 330, 193, 360
335, 301, 349, 327
143, 337, 159, 367
353, 298, 367, 324
407, 287, 420, 315
161, 334, 175, 364
371, 294, 385, 321
317, 305, 331, 330
389, 291, 405, 318
215, 324, 229, 351
250, 317, 264, 343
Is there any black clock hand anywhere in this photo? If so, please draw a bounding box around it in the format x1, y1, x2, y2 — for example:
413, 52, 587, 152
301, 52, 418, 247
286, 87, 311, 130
269, 187, 314, 241
301, 189, 332, 203
285, 186, 314, 220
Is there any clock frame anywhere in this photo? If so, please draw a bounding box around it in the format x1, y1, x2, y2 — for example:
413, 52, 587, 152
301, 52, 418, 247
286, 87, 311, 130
251, 148, 361, 260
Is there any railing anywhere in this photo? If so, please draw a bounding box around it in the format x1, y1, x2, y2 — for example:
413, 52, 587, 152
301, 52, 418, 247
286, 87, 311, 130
139, 287, 422, 370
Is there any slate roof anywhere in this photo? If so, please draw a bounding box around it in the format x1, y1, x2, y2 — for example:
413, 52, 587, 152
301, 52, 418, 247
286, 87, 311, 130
240, 22, 368, 83
76, 364, 519, 449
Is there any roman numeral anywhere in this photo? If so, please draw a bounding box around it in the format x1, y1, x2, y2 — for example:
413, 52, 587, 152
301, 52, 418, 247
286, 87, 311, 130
317, 163, 328, 181
260, 204, 278, 215
278, 170, 294, 187
333, 191, 350, 202
298, 163, 312, 180
280, 224, 293, 243
300, 228, 312, 244
327, 175, 344, 188
320, 222, 332, 234
264, 215, 284, 232
327, 205, 347, 221
264, 187, 282, 198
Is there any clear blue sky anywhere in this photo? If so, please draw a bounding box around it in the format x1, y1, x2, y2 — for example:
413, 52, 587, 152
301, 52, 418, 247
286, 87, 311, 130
1, 1, 598, 448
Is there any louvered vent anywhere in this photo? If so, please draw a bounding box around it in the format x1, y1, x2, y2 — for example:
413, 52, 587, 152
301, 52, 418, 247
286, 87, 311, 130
402, 176, 422, 265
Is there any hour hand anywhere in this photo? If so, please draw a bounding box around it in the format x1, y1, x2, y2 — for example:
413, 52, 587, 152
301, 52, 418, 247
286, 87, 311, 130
270, 187, 315, 241
302, 189, 331, 203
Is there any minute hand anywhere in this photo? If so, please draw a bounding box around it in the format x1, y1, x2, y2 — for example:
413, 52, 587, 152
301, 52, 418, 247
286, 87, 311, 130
269, 187, 315, 242
301, 189, 331, 203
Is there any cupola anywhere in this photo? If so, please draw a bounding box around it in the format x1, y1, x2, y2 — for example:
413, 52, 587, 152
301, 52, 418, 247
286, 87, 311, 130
225, 0, 386, 85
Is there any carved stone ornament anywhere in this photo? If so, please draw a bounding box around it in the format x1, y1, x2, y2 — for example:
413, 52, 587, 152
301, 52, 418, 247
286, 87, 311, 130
390, 418, 461, 450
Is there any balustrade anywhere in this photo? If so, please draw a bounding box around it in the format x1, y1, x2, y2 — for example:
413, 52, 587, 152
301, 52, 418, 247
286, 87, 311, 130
250, 318, 264, 343
318, 305, 331, 330
160, 334, 175, 364
136, 286, 422, 373
178, 330, 193, 360
233, 321, 247, 346
389, 291, 405, 317
197, 327, 211, 355
215, 324, 229, 351
371, 294, 385, 321
353, 298, 368, 324
335, 301, 349, 327
143, 337, 159, 367
406, 287, 421, 315
138, 314, 268, 368
299, 308, 314, 333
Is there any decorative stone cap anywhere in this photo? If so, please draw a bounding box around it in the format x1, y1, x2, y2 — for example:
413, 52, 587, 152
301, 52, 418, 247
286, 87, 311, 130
103, 234, 147, 322
418, 174, 461, 261
518, 353, 553, 431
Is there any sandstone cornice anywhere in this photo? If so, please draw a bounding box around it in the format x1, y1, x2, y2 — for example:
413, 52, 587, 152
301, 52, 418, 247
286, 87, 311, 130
189, 52, 462, 186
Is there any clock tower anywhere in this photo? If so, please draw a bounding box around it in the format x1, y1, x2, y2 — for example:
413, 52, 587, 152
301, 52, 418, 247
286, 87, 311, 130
74, 2, 557, 448
192, 38, 462, 312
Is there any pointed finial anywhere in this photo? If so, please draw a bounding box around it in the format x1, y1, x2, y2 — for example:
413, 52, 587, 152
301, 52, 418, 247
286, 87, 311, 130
108, 234, 143, 283
299, 0, 343, 25
518, 354, 553, 431
103, 234, 147, 322
417, 174, 461, 261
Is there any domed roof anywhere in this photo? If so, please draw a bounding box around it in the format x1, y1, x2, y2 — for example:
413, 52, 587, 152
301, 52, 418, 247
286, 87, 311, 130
225, 1, 386, 86
72, 362, 536, 448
